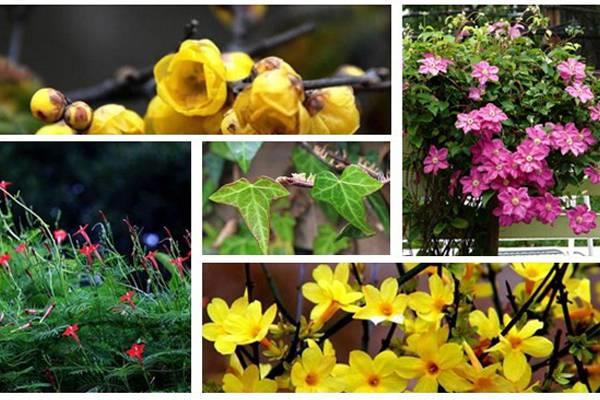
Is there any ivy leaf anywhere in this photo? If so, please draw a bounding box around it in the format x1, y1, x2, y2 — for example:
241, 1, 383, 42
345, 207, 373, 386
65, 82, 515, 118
270, 212, 296, 255
209, 177, 289, 255
226, 142, 262, 173
220, 234, 261, 255
313, 224, 350, 255
311, 165, 383, 235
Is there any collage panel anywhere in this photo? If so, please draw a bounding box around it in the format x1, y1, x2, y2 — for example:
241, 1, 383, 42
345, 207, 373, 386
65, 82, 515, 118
203, 262, 600, 393
402, 5, 600, 256
202, 141, 390, 256
1, 4, 390, 135
0, 142, 191, 392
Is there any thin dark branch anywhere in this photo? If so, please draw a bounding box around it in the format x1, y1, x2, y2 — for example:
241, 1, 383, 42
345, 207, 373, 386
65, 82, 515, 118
543, 329, 562, 390
505, 280, 518, 314
447, 275, 461, 337
395, 263, 405, 276
244, 263, 254, 300
487, 265, 503, 318
351, 263, 363, 285
235, 348, 248, 369
245, 22, 316, 56
6, 6, 30, 64
380, 323, 397, 352
260, 263, 295, 324
361, 321, 370, 351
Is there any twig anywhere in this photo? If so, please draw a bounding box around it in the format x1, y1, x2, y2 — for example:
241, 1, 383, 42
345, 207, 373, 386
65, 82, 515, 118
351, 262, 363, 286
505, 281, 518, 314
260, 263, 295, 324
6, 6, 30, 64
244, 22, 316, 55
447, 275, 461, 338
380, 323, 397, 352
558, 282, 592, 391
543, 329, 562, 390
486, 265, 503, 318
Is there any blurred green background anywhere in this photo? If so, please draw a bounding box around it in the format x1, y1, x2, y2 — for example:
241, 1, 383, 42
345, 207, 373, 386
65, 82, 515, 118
0, 5, 391, 133
0, 142, 190, 251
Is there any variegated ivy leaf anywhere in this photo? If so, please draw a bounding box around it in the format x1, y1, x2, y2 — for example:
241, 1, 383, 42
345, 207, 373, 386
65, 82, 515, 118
311, 165, 383, 235
209, 177, 289, 254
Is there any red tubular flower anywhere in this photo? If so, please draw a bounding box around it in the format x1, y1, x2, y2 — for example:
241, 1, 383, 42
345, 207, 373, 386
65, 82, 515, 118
0, 253, 11, 272
74, 224, 92, 244
79, 243, 99, 265
62, 323, 81, 346
144, 250, 159, 270
53, 229, 67, 245
15, 243, 27, 253
126, 343, 145, 363
120, 290, 136, 309
0, 180, 12, 191
170, 255, 190, 278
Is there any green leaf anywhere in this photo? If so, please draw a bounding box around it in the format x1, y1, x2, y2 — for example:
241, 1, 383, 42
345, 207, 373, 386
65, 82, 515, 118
337, 223, 370, 239
313, 224, 350, 255
226, 142, 262, 173
209, 177, 289, 255
210, 142, 235, 161
270, 212, 296, 255
450, 218, 469, 230
367, 192, 389, 233
219, 234, 262, 255
291, 145, 330, 175
311, 165, 383, 235
433, 222, 447, 236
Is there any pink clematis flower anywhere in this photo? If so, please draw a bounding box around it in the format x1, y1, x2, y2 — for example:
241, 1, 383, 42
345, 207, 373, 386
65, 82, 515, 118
585, 165, 600, 184
508, 23, 525, 39
448, 170, 462, 197
567, 205, 597, 234
589, 104, 600, 121
514, 140, 548, 173
423, 145, 449, 175
534, 193, 562, 224
566, 82, 594, 103
468, 86, 483, 101
525, 125, 552, 147
455, 111, 481, 133
497, 186, 532, 220
557, 58, 586, 83
472, 61, 499, 86
417, 53, 453, 76
460, 170, 489, 198
478, 103, 507, 123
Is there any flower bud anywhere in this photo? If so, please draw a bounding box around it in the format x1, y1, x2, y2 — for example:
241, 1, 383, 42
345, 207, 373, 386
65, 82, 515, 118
64, 101, 93, 131
88, 104, 144, 134
253, 56, 300, 78
36, 121, 76, 135
30, 88, 67, 123
299, 86, 360, 134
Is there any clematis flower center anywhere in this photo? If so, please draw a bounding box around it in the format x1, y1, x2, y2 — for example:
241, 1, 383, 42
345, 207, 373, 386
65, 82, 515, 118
511, 197, 520, 206
472, 179, 480, 187
526, 155, 533, 162
576, 216, 583, 223
432, 157, 439, 164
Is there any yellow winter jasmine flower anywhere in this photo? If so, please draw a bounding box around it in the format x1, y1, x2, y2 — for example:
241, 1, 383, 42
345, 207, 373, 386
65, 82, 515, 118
353, 277, 408, 325
224, 300, 278, 348
564, 382, 589, 393
512, 263, 553, 294
457, 342, 512, 392
396, 330, 471, 392
302, 263, 363, 328
340, 350, 406, 393
469, 308, 501, 340
154, 39, 227, 116
202, 295, 249, 354
223, 364, 278, 393
290, 343, 342, 392
408, 274, 453, 322
485, 317, 553, 383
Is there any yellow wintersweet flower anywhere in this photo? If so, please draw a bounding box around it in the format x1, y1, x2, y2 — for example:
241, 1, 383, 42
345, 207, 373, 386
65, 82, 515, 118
88, 104, 144, 134
469, 308, 501, 340
408, 274, 453, 322
353, 277, 408, 325
36, 120, 75, 135
154, 39, 227, 116
290, 342, 342, 392
144, 95, 223, 134
202, 295, 249, 354
457, 342, 512, 392
299, 86, 360, 134
339, 350, 406, 393
221, 89, 257, 134
396, 330, 471, 392
485, 317, 553, 383
223, 364, 277, 393
222, 52, 254, 82
302, 263, 363, 328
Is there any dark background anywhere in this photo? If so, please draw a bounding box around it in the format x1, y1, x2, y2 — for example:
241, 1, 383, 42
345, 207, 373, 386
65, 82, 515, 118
0, 142, 191, 251
0, 5, 391, 133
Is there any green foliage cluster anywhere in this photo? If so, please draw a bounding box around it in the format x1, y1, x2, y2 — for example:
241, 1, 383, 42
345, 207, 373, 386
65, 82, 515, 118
0, 190, 191, 392
203, 142, 389, 255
